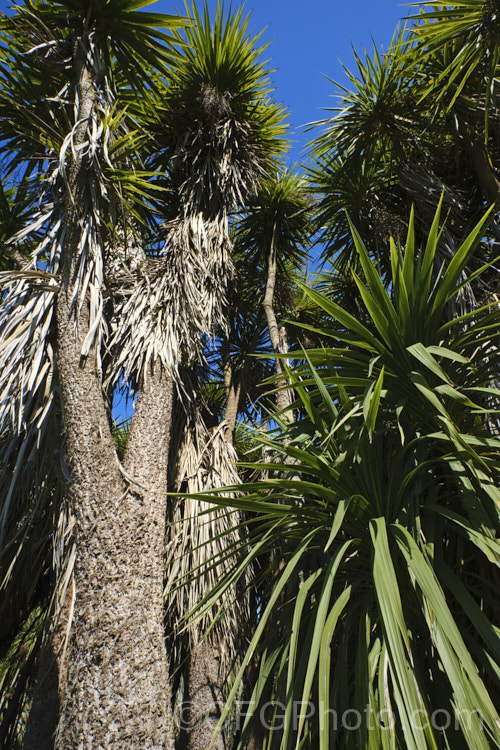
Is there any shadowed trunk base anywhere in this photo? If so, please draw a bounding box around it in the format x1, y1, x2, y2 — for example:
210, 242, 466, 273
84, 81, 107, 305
182, 640, 226, 750
24, 577, 74, 750
23, 644, 59, 750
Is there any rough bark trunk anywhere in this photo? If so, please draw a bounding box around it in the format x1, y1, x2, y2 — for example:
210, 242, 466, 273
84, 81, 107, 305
182, 640, 226, 750
54, 307, 176, 748
183, 418, 235, 750
38, 39, 176, 750
222, 340, 240, 445
262, 221, 295, 420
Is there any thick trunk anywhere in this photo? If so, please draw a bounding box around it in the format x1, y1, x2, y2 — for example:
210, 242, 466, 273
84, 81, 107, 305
262, 222, 295, 420
41, 40, 176, 750
183, 640, 226, 750
54, 313, 176, 748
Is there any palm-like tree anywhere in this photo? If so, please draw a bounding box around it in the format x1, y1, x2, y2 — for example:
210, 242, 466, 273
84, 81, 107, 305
407, 0, 500, 211
308, 18, 500, 313
110, 4, 287, 748
108, 1, 287, 389
193, 203, 500, 750
0, 1, 188, 747
408, 0, 500, 117
232, 170, 311, 420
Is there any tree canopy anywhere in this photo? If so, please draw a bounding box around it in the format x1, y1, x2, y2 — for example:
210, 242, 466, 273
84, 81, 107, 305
0, 2, 499, 749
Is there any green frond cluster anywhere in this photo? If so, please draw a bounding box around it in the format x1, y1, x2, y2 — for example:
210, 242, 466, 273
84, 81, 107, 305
408, 0, 500, 108
312, 27, 417, 164
154, 1, 288, 214
234, 170, 312, 280
307, 7, 500, 311
196, 204, 500, 749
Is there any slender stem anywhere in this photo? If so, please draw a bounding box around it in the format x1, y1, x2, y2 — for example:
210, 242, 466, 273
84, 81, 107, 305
262, 218, 295, 419
262, 218, 281, 353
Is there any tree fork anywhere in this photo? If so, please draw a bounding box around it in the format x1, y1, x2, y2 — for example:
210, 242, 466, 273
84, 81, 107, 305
42, 35, 176, 749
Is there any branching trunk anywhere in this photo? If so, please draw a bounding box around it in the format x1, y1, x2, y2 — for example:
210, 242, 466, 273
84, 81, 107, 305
33, 41, 177, 750
55, 244, 175, 745
262, 220, 295, 420
54, 316, 176, 742
245, 222, 298, 750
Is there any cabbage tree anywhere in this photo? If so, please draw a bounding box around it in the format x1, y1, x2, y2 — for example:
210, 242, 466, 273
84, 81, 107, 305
194, 202, 500, 750
0, 1, 187, 747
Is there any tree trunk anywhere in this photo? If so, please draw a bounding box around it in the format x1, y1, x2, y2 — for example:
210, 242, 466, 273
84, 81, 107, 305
54, 319, 176, 748
224, 378, 241, 445
37, 40, 177, 749
222, 339, 240, 445
262, 220, 295, 420
182, 357, 247, 749
182, 640, 226, 750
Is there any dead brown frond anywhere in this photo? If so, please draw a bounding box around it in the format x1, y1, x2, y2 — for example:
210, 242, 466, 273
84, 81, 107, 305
165, 407, 249, 672
0, 268, 74, 745
106, 213, 233, 392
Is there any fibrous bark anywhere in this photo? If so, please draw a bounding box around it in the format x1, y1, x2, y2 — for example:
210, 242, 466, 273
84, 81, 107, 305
223, 375, 241, 445
42, 40, 176, 750
54, 296, 175, 749
166, 413, 246, 750
183, 640, 226, 750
